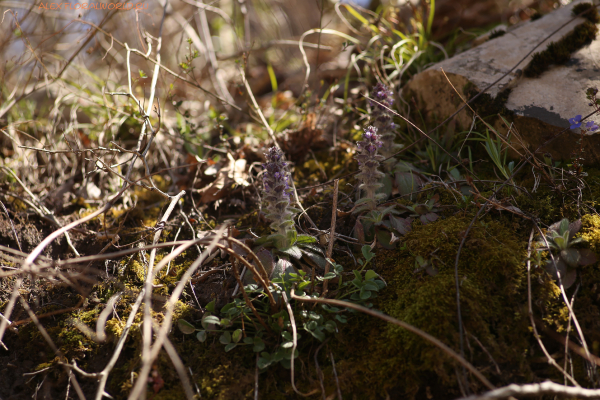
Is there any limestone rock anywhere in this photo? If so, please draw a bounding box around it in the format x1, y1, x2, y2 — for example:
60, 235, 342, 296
402, 0, 600, 164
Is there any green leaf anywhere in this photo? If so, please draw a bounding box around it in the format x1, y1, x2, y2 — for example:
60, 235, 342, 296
323, 272, 337, 279
177, 319, 196, 335
355, 197, 375, 206
205, 300, 216, 313
364, 270, 378, 281
335, 315, 348, 323
253, 337, 265, 353
287, 229, 298, 246
301, 250, 328, 269
561, 248, 580, 267
559, 218, 570, 235
220, 332, 232, 344
324, 320, 337, 332
296, 235, 317, 244
360, 288, 372, 300
298, 243, 325, 255
553, 236, 566, 250
257, 357, 272, 369
201, 315, 220, 330
220, 303, 234, 313
279, 246, 302, 259
298, 281, 312, 290
232, 329, 243, 343
224, 343, 237, 352
253, 236, 275, 247
196, 331, 207, 342
361, 245, 375, 262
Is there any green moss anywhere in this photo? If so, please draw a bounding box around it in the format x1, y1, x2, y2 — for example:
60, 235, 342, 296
530, 12, 543, 21
524, 21, 598, 78
488, 29, 506, 39
579, 214, 600, 253
572, 2, 600, 24
463, 82, 513, 120
326, 214, 568, 397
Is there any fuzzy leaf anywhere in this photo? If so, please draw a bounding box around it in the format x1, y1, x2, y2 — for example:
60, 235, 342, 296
355, 197, 375, 206
561, 268, 578, 289
424, 213, 439, 222
253, 235, 275, 247
272, 258, 295, 279
379, 173, 393, 198
559, 219, 570, 235
279, 246, 302, 259
354, 219, 365, 243
561, 248, 580, 267
578, 249, 598, 266
301, 250, 327, 270
545, 258, 568, 281
256, 248, 275, 277
389, 215, 413, 235
296, 235, 317, 244
298, 243, 325, 255
568, 219, 582, 238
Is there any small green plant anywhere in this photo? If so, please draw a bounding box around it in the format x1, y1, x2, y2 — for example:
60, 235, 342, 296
354, 126, 386, 213
397, 194, 441, 225
177, 246, 386, 369
472, 126, 516, 190
252, 147, 328, 275
537, 218, 597, 289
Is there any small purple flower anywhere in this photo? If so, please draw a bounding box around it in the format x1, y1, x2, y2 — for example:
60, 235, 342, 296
262, 147, 297, 245
569, 115, 582, 129
369, 83, 400, 166
355, 126, 385, 212
585, 121, 599, 132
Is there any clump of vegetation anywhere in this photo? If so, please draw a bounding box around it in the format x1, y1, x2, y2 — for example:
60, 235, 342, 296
537, 218, 597, 289
524, 13, 598, 78
572, 2, 600, 24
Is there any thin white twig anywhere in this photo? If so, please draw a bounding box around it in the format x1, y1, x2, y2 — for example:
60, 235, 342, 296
458, 381, 600, 400
127, 226, 227, 399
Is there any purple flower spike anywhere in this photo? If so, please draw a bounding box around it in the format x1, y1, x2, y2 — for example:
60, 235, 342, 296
585, 121, 599, 132
569, 115, 582, 129
355, 126, 385, 212
262, 147, 297, 245
370, 83, 401, 165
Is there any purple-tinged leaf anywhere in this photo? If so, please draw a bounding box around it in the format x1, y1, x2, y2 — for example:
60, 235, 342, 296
578, 249, 598, 266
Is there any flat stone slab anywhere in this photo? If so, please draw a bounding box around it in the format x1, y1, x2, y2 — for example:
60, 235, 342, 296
402, 0, 600, 164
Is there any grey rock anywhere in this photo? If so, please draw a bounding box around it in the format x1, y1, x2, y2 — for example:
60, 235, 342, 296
402, 0, 600, 163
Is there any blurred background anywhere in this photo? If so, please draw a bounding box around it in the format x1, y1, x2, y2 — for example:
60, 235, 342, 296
0, 0, 569, 205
